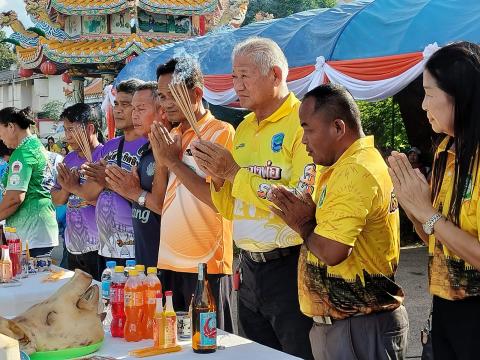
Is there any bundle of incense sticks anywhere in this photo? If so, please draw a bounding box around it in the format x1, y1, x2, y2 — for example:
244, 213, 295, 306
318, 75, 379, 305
168, 81, 202, 138
72, 124, 92, 162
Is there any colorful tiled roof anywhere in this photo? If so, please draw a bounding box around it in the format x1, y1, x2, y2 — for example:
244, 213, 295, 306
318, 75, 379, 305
50, 0, 218, 15
17, 45, 44, 69
138, 0, 218, 15
38, 34, 174, 64
50, 0, 129, 16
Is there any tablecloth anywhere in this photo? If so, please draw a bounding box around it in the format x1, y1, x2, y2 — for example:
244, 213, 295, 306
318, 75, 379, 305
0, 267, 74, 318
1, 268, 300, 359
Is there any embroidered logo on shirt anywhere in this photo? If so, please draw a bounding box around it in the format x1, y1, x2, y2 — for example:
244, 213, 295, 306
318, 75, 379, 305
271, 133, 285, 153
11, 161, 22, 174
9, 174, 20, 186
318, 185, 327, 208
248, 160, 282, 180
463, 175, 473, 201
146, 162, 155, 176
235, 143, 246, 150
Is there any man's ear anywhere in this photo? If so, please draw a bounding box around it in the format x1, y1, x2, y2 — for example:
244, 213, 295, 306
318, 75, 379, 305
272, 66, 284, 87
193, 86, 204, 104
333, 118, 346, 138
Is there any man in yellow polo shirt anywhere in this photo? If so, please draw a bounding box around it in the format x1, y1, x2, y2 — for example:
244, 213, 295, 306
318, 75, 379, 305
192, 37, 315, 359
270, 84, 408, 360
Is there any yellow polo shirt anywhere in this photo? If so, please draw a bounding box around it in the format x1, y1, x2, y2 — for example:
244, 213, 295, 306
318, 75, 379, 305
298, 136, 404, 320
211, 93, 317, 252
429, 136, 480, 300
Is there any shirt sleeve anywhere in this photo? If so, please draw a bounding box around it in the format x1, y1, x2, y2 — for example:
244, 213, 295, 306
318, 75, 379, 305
231, 126, 317, 212
211, 180, 234, 220
5, 152, 33, 192
314, 164, 378, 247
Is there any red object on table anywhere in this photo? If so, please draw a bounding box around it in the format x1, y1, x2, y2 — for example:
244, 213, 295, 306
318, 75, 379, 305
7, 238, 21, 277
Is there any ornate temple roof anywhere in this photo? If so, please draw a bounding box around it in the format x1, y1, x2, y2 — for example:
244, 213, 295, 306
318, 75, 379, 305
50, 0, 218, 16
38, 34, 171, 64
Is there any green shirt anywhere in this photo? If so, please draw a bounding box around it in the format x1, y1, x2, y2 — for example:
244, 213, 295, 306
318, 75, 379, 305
4, 135, 58, 249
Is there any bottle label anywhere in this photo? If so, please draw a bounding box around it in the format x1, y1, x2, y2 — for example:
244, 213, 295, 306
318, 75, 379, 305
147, 289, 160, 305
110, 287, 124, 304
101, 280, 111, 299
125, 291, 143, 307
199, 312, 216, 347
7, 240, 20, 254
165, 316, 177, 346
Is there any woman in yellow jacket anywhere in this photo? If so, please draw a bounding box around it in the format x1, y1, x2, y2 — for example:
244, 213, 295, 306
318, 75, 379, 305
388, 41, 480, 360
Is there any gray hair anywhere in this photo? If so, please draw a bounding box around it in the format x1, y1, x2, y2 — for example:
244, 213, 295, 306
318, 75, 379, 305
232, 37, 289, 81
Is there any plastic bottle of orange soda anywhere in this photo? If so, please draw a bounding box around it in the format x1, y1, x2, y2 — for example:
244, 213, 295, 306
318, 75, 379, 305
145, 267, 162, 339
135, 265, 148, 337
124, 269, 144, 341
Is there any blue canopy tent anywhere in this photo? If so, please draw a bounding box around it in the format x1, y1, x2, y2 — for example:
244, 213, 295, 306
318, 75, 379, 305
113, 0, 480, 104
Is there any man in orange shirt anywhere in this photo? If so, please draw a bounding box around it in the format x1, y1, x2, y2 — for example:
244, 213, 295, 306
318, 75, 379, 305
150, 57, 234, 331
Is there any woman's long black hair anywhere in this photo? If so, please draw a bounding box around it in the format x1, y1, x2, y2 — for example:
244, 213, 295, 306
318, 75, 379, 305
426, 41, 480, 225
60, 103, 105, 144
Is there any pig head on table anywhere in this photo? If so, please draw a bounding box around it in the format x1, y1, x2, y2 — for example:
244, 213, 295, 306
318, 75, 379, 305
0, 269, 104, 354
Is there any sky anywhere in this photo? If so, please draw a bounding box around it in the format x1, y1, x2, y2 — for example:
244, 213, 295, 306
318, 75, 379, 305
0, 0, 34, 36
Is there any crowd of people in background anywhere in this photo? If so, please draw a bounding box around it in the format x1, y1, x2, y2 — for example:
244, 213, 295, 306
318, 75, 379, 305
0, 38, 479, 360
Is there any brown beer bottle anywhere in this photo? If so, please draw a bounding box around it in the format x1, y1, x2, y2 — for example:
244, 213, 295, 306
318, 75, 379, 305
192, 263, 217, 353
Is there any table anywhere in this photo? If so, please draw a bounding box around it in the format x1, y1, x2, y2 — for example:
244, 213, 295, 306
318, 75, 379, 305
1, 268, 300, 359
0, 267, 75, 318
92, 331, 299, 359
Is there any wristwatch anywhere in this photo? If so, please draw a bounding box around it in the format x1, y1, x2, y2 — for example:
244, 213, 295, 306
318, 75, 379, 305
422, 212, 443, 235
137, 190, 148, 207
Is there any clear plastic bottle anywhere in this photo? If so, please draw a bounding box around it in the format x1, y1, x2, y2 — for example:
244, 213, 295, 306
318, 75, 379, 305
101, 261, 116, 331
110, 266, 126, 338
0, 245, 12, 283
145, 267, 162, 339
101, 261, 117, 301
124, 259, 136, 277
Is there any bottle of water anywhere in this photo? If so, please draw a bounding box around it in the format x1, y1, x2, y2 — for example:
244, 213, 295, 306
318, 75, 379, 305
124, 259, 136, 277
101, 261, 116, 331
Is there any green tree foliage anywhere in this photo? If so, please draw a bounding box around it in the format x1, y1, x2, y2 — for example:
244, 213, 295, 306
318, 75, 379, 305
0, 30, 17, 71
38, 101, 65, 121
357, 98, 410, 154
244, 0, 336, 24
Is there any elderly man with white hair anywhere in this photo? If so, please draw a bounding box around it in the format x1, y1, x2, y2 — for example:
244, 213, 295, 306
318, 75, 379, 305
192, 37, 316, 359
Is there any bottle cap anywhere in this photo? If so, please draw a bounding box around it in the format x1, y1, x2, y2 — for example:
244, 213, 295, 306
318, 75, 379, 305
135, 264, 145, 272
147, 267, 157, 274
106, 261, 116, 268
129, 269, 138, 276
126, 260, 136, 267
114, 266, 125, 273
165, 290, 173, 297
1, 245, 8, 249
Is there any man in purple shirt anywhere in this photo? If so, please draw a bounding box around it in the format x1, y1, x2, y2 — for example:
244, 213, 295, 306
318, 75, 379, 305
51, 103, 104, 280
83, 79, 147, 269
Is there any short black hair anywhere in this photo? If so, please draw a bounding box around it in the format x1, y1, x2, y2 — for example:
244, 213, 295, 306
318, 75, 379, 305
156, 57, 204, 89
47, 136, 55, 142
0, 107, 35, 129
116, 78, 144, 95
60, 103, 105, 143
303, 84, 361, 131
135, 81, 158, 99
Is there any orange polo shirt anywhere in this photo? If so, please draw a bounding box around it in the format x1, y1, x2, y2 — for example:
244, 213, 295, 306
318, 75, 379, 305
157, 111, 234, 275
